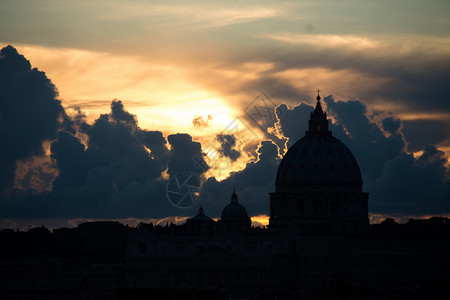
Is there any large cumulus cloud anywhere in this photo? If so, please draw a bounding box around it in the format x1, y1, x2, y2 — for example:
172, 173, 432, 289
1, 97, 211, 218
0, 45, 65, 194
47, 100, 175, 218
0, 46, 213, 219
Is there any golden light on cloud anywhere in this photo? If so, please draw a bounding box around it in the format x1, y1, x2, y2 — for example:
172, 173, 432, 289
135, 97, 238, 134
264, 33, 381, 50
251, 214, 270, 227
199, 116, 262, 181
15, 43, 203, 102
1, 43, 273, 184
204, 151, 253, 182
263, 33, 450, 55
9, 44, 243, 135
14, 140, 59, 194
397, 112, 450, 121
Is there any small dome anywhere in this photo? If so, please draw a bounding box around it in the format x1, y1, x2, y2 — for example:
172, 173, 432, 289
190, 207, 214, 222
221, 203, 249, 219
221, 191, 249, 219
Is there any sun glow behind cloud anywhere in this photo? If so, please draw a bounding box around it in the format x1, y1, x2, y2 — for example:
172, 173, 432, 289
8, 32, 450, 131
9, 44, 245, 135
6, 36, 450, 167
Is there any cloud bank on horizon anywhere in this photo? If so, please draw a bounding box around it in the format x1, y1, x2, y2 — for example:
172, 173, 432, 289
0, 45, 449, 224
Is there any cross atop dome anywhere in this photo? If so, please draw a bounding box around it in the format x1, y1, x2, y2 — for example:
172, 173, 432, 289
198, 206, 205, 215
314, 89, 324, 115
306, 89, 331, 136
231, 188, 238, 204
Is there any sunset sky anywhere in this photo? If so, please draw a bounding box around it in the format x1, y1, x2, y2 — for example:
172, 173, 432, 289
1, 0, 449, 229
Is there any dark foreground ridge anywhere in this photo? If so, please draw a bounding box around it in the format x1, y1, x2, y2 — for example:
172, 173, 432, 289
0, 217, 449, 299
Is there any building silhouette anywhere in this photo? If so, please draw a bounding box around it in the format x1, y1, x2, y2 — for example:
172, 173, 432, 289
270, 92, 368, 234
1, 93, 449, 299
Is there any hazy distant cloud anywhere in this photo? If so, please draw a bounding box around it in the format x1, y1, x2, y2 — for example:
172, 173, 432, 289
192, 114, 212, 128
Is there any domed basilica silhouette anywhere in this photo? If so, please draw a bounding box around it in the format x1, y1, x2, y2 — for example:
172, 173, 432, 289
122, 92, 448, 297
270, 92, 368, 234
2, 91, 449, 299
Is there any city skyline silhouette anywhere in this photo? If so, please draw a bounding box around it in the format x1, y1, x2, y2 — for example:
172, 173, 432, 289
1, 2, 449, 297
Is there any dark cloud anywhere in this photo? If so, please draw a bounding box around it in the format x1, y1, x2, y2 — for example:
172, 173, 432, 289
271, 103, 312, 149
167, 133, 209, 176
381, 116, 402, 134
51, 131, 88, 189
216, 134, 241, 161
110, 100, 137, 125
402, 119, 450, 152
50, 101, 189, 218
324, 96, 406, 178
0, 45, 65, 194
369, 145, 450, 215
4, 99, 177, 218
0, 52, 207, 219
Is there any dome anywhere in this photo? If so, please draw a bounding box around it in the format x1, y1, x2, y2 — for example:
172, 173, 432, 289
221, 190, 249, 219
275, 94, 362, 192
276, 135, 362, 186
189, 207, 215, 222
